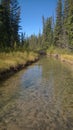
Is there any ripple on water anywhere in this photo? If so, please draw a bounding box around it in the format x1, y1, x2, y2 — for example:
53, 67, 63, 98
0, 57, 73, 130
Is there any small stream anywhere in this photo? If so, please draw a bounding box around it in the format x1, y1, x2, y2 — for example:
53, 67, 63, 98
0, 57, 73, 130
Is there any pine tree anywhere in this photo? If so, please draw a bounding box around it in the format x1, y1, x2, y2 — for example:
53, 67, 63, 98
42, 16, 53, 49
42, 16, 46, 48
10, 0, 20, 47
0, 0, 20, 48
68, 0, 73, 48
54, 0, 63, 47
0, 0, 10, 47
62, 0, 69, 48
20, 32, 25, 46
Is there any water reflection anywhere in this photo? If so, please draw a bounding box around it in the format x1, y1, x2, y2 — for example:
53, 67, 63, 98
0, 57, 73, 130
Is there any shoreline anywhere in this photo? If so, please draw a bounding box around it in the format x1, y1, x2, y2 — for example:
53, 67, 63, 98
0, 57, 39, 81
0, 52, 73, 81
47, 53, 73, 65
60, 55, 73, 65
0, 51, 39, 81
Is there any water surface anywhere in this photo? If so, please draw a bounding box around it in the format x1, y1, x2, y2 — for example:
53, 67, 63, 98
0, 57, 73, 130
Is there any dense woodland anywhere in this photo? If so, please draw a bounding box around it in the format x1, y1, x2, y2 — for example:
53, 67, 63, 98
0, 0, 73, 52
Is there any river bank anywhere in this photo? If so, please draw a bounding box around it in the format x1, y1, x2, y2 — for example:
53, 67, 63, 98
61, 54, 73, 65
0, 48, 73, 81
0, 51, 39, 80
0, 57, 73, 130
47, 53, 73, 65
47, 47, 73, 65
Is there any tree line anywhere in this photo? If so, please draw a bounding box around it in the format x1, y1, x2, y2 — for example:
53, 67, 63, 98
54, 0, 73, 49
0, 0, 73, 51
0, 0, 20, 49
28, 0, 73, 51
39, 0, 73, 50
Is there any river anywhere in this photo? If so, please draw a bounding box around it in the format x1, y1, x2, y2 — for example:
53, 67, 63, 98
0, 57, 73, 130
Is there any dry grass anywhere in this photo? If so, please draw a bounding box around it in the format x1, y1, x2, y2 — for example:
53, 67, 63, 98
47, 46, 73, 65
61, 54, 73, 65
0, 51, 38, 72
47, 46, 71, 55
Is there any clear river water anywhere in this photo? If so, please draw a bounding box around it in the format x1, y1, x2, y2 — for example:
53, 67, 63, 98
0, 57, 73, 130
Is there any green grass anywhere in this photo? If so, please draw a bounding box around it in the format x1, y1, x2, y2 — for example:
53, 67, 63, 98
0, 51, 38, 72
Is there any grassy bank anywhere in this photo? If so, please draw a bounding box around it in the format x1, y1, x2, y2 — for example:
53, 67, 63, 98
0, 51, 39, 79
61, 54, 73, 65
47, 46, 73, 65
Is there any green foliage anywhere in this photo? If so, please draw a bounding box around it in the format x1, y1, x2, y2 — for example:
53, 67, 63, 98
42, 16, 54, 48
54, 0, 63, 47
0, 0, 73, 52
0, 0, 20, 48
68, 0, 73, 47
63, 0, 73, 48
47, 45, 71, 55
47, 45, 55, 54
27, 0, 73, 52
53, 0, 73, 49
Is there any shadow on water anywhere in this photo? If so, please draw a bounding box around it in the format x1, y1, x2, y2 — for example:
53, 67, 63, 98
0, 57, 73, 130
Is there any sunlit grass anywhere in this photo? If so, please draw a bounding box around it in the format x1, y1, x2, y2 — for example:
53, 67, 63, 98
0, 51, 38, 72
47, 45, 71, 55
61, 54, 73, 65
61, 54, 73, 61
47, 45, 73, 64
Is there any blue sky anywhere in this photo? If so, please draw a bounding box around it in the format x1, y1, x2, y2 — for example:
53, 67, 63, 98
18, 0, 57, 36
